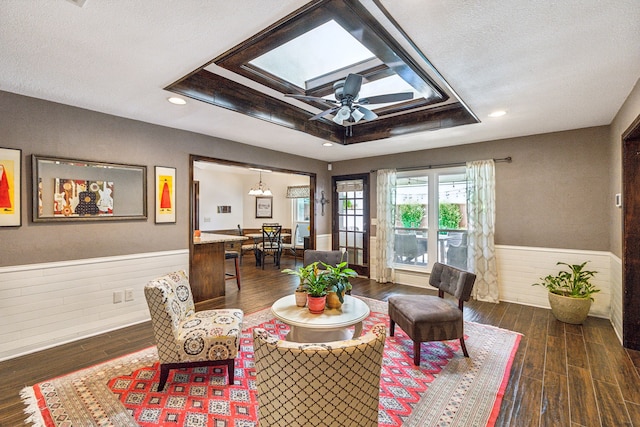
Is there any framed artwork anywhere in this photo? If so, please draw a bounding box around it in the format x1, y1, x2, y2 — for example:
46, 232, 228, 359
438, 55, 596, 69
155, 166, 176, 224
32, 155, 146, 222
255, 196, 272, 218
0, 147, 22, 227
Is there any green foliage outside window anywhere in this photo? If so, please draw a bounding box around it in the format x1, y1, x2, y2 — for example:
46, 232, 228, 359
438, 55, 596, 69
398, 203, 425, 228
439, 203, 462, 229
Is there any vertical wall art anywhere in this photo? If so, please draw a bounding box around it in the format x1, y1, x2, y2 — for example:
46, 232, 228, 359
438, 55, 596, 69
155, 166, 176, 223
255, 196, 272, 218
0, 147, 22, 227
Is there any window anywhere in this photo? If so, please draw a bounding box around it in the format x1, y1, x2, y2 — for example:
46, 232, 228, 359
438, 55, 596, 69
292, 197, 310, 247
394, 168, 468, 270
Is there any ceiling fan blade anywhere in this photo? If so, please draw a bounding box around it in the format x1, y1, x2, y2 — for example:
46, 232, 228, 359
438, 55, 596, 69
342, 73, 363, 99
358, 92, 413, 105
356, 106, 378, 121
309, 106, 339, 121
285, 93, 337, 106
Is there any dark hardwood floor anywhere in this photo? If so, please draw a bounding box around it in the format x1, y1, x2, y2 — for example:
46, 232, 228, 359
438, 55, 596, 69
2, 256, 639, 426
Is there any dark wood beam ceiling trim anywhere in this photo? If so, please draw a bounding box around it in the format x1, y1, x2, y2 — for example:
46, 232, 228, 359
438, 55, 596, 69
166, 0, 479, 146
166, 69, 476, 146
341, 103, 477, 144
166, 70, 344, 144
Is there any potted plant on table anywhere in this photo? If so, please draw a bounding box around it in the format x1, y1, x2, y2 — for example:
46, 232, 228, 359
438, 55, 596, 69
303, 263, 329, 313
532, 261, 600, 324
282, 263, 313, 307
323, 261, 357, 309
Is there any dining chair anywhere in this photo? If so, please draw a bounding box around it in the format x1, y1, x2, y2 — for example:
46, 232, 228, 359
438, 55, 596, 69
257, 224, 283, 269
281, 224, 299, 265
237, 224, 256, 265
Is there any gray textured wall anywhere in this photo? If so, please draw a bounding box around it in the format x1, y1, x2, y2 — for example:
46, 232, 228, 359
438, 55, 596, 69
332, 126, 612, 251
3, 86, 634, 266
0, 91, 330, 267
610, 78, 640, 258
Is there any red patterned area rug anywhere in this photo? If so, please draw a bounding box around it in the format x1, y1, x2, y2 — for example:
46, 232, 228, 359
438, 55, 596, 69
22, 297, 520, 427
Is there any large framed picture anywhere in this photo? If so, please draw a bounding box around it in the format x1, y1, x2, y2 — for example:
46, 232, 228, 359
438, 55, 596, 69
32, 155, 147, 222
255, 196, 272, 218
155, 166, 176, 224
0, 147, 22, 227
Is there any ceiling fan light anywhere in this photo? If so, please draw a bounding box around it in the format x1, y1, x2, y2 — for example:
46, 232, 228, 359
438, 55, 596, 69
333, 106, 351, 125
351, 108, 365, 123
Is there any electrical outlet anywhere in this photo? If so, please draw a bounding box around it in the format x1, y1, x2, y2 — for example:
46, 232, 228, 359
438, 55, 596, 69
113, 290, 124, 304
204, 217, 211, 222
125, 289, 134, 302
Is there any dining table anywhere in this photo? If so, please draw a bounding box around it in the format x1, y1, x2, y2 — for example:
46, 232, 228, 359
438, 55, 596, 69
245, 232, 292, 266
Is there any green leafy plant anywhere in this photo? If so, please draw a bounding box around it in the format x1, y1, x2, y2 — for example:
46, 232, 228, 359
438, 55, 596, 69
283, 260, 356, 300
283, 262, 329, 297
439, 203, 462, 230
532, 261, 600, 300
282, 264, 312, 291
322, 261, 357, 303
398, 203, 425, 228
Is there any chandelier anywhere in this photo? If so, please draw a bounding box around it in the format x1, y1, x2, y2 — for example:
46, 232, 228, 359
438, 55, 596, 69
248, 171, 272, 196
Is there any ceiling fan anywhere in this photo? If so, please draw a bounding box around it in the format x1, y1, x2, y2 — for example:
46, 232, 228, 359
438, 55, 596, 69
285, 73, 413, 126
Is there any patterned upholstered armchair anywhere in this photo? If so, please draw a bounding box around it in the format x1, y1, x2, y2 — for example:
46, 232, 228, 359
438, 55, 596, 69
144, 270, 243, 391
253, 324, 386, 427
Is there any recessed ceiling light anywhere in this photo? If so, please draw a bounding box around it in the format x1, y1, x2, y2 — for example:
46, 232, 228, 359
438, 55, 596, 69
167, 97, 187, 105
323, 142, 333, 147
488, 110, 506, 118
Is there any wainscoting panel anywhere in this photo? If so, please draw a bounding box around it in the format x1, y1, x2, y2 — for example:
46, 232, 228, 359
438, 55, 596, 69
0, 250, 188, 361
315, 234, 332, 251
370, 237, 618, 329
609, 255, 623, 342
495, 246, 611, 319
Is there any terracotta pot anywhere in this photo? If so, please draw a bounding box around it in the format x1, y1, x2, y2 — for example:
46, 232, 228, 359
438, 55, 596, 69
326, 291, 344, 309
548, 292, 592, 324
307, 295, 327, 314
294, 290, 307, 307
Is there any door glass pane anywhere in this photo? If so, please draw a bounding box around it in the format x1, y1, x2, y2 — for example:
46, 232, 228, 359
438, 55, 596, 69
339, 231, 346, 246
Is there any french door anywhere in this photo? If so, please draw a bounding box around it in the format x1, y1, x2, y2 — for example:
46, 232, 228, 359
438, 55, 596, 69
332, 174, 369, 277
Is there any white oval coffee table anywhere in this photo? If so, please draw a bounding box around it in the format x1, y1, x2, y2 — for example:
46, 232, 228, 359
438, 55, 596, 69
271, 294, 370, 343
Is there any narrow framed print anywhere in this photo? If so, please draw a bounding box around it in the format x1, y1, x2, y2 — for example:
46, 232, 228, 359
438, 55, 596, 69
255, 196, 272, 218
0, 147, 21, 227
155, 166, 176, 223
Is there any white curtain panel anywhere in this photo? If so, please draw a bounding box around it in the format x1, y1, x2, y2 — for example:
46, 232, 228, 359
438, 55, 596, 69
376, 169, 396, 283
466, 160, 500, 303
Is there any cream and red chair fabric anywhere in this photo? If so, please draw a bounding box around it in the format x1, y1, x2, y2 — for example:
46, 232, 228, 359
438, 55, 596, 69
253, 323, 386, 427
144, 270, 243, 391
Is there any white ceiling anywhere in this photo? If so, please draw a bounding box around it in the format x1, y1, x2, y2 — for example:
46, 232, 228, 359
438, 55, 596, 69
2, 0, 639, 162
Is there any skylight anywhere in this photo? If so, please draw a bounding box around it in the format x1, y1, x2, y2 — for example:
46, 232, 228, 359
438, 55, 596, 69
176, 0, 477, 145
249, 20, 375, 89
